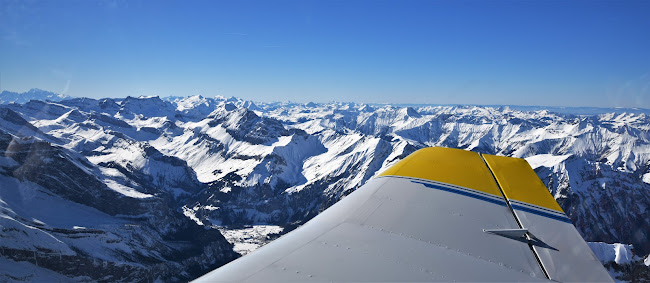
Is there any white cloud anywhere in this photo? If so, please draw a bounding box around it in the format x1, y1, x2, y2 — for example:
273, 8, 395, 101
62, 80, 71, 94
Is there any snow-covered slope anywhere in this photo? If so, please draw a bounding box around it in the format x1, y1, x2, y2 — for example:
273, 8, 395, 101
588, 242, 637, 265
587, 242, 650, 281
0, 103, 238, 281
1, 94, 649, 281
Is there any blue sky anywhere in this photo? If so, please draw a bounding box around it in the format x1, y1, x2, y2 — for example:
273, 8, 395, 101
1, 0, 649, 107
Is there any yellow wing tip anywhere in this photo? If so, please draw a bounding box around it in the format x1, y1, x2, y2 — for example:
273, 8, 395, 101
379, 147, 565, 214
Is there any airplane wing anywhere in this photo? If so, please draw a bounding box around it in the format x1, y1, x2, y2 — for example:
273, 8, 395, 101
195, 147, 612, 282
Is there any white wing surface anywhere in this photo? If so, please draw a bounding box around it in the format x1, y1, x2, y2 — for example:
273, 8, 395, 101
195, 147, 612, 282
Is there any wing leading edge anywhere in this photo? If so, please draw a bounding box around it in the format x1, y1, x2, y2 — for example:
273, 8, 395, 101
195, 147, 612, 282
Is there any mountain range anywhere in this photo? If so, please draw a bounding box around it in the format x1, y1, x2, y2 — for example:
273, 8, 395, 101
0, 89, 71, 105
0, 91, 649, 281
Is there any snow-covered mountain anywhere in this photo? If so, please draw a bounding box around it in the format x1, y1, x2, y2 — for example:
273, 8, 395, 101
0, 100, 238, 282
1, 93, 649, 281
0, 89, 71, 104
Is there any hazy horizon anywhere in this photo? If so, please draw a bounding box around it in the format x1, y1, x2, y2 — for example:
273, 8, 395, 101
2, 1, 649, 107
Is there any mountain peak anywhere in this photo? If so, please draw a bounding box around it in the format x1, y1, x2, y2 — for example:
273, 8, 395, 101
27, 88, 56, 95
